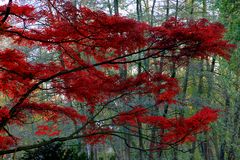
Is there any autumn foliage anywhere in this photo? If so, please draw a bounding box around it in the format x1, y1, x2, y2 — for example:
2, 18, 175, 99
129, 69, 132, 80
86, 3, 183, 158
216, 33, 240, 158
0, 0, 234, 154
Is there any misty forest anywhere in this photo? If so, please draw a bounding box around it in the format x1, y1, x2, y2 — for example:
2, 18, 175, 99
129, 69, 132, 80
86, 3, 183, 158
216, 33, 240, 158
0, 0, 239, 160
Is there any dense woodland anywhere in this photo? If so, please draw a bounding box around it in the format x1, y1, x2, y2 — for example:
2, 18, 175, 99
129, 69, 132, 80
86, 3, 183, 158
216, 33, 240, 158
0, 0, 239, 160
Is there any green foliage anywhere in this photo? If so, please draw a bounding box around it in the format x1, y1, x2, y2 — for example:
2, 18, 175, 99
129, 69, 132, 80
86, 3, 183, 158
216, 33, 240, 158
110, 155, 116, 160
21, 142, 86, 160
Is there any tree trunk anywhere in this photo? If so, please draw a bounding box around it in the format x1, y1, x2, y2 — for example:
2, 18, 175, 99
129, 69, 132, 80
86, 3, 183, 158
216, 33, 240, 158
114, 0, 119, 15
107, 0, 113, 16
188, 1, 196, 159
93, 145, 98, 160
136, 0, 143, 21
219, 141, 226, 160
150, 0, 156, 26
182, 60, 190, 100
200, 1, 215, 159
166, 0, 169, 20
113, 1, 131, 159
190, 141, 196, 160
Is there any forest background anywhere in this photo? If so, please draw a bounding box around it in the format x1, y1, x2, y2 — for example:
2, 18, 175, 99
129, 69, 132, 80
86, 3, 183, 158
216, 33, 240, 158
0, 0, 239, 160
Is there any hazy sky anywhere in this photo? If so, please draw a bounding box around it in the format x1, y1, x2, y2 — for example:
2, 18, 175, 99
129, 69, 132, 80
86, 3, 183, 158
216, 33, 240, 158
0, 0, 8, 5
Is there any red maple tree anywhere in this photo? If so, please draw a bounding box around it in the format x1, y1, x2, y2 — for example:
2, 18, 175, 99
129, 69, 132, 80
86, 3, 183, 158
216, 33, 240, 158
0, 0, 234, 155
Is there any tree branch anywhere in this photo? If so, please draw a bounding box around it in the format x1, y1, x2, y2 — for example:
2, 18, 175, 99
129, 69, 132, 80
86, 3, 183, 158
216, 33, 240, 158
0, 0, 12, 24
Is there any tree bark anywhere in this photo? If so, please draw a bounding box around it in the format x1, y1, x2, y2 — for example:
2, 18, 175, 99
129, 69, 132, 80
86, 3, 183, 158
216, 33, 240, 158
150, 0, 156, 26
107, 0, 113, 16
114, 0, 119, 15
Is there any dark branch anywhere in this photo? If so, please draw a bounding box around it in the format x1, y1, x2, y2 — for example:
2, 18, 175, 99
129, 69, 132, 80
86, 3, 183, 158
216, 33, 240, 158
0, 0, 12, 24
